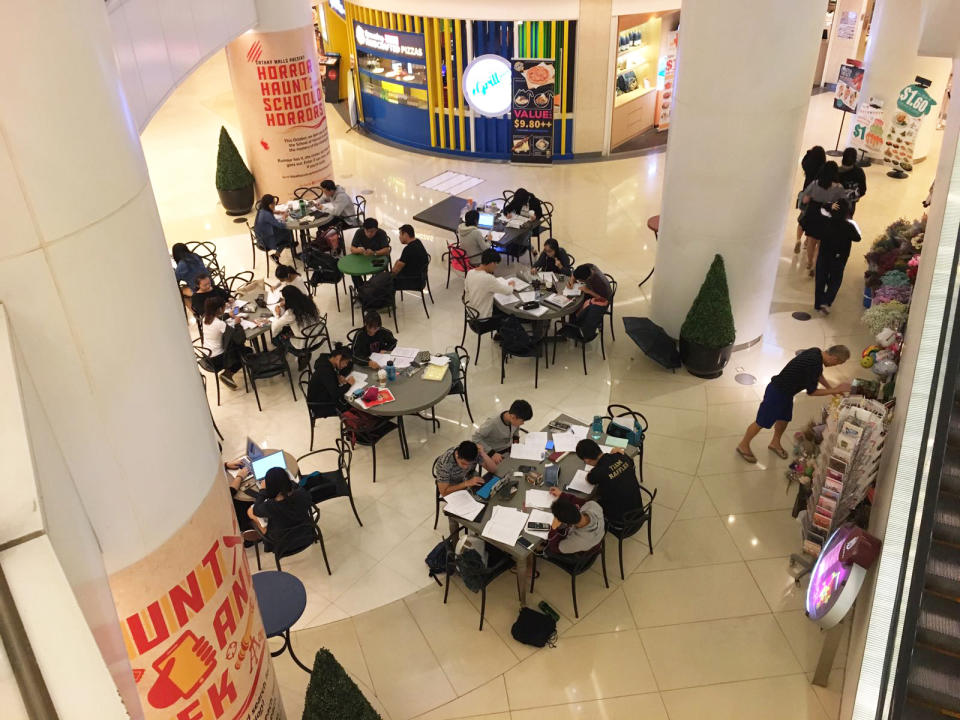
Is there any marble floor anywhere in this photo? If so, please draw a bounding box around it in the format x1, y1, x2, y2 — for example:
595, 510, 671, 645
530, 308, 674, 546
140, 50, 942, 720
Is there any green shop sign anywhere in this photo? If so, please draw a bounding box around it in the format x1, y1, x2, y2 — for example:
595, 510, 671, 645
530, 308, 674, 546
897, 84, 936, 117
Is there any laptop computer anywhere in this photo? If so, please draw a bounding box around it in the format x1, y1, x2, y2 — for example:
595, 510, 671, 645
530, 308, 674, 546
251, 451, 287, 481
246, 437, 266, 461
477, 212, 495, 229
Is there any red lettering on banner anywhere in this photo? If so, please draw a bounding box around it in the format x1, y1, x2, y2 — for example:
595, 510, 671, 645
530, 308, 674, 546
212, 596, 237, 650
127, 603, 169, 654
170, 573, 204, 626
176, 700, 203, 720
208, 669, 238, 717
200, 542, 223, 587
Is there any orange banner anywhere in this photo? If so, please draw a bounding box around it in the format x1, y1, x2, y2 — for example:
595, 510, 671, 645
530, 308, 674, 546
109, 475, 285, 720
227, 26, 335, 201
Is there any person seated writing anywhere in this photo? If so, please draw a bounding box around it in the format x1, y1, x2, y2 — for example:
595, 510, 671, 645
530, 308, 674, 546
532, 238, 572, 276
254, 194, 296, 263
200, 297, 242, 389
568, 263, 612, 304
307, 344, 384, 431
246, 467, 314, 554
435, 440, 499, 497
502, 187, 543, 220
472, 399, 533, 463
464, 249, 517, 332
457, 209, 492, 260
350, 217, 391, 257
392, 224, 429, 289
190, 273, 230, 318
575, 439, 641, 523
318, 179, 357, 225
351, 311, 397, 368
267, 264, 309, 306
544, 488, 606, 566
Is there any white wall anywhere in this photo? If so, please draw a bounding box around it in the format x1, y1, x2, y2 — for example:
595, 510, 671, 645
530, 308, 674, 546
107, 0, 258, 131
820, 0, 867, 86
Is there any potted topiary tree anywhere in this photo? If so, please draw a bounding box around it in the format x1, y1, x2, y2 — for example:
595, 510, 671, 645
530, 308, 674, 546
678, 254, 736, 379
302, 648, 382, 720
215, 126, 255, 215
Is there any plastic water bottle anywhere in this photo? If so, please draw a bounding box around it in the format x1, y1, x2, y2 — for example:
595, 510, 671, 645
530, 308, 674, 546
590, 415, 603, 441
386, 360, 396, 382
298, 199, 307, 217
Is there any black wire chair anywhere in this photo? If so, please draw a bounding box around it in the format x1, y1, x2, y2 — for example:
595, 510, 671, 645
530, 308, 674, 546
395, 252, 434, 318
293, 187, 323, 201
283, 316, 332, 372
443, 545, 516, 631
461, 295, 497, 365
602, 273, 618, 345
241, 347, 297, 411
601, 404, 649, 483
339, 414, 398, 484
531, 540, 609, 618
298, 369, 339, 450
298, 439, 363, 527
606, 491, 657, 580
448, 345, 474, 424
500, 326, 547, 389
349, 285, 399, 333
248, 511, 330, 576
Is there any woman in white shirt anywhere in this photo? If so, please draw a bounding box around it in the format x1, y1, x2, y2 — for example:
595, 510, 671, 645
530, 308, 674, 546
267, 264, 310, 307
271, 285, 320, 348
201, 297, 241, 389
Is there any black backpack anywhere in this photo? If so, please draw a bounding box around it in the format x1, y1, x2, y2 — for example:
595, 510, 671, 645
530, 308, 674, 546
499, 316, 535, 355
357, 271, 395, 309
305, 250, 343, 284
425, 541, 450, 582
221, 323, 249, 370
511, 607, 557, 647
457, 548, 487, 593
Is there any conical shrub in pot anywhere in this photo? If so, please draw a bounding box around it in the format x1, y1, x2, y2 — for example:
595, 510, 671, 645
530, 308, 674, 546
215, 126, 255, 215
678, 254, 736, 378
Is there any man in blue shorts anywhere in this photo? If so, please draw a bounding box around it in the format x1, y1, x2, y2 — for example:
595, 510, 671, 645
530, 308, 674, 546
736, 345, 851, 464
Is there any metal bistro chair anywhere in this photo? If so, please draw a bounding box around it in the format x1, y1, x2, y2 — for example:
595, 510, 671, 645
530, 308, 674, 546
244, 214, 297, 276
602, 273, 618, 346
395, 252, 434, 318
500, 324, 547, 389
531, 540, 609, 619
303, 243, 347, 311
349, 283, 399, 333
443, 237, 482, 289
293, 187, 323, 202
241, 347, 297, 412
283, 316, 333, 372
531, 200, 554, 253
298, 439, 363, 527
602, 403, 649, 484
298, 369, 339, 450
338, 194, 366, 228
225, 271, 255, 296
338, 413, 398, 484
185, 241, 227, 287
196, 366, 224, 441
552, 304, 606, 376
431, 456, 444, 530
447, 345, 474, 424
444, 543, 515, 631
606, 491, 657, 580
248, 510, 330, 576
461, 295, 497, 365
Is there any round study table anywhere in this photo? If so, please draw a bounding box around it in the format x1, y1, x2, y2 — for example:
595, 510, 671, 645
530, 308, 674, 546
346, 363, 452, 459
251, 571, 311, 672
337, 254, 388, 277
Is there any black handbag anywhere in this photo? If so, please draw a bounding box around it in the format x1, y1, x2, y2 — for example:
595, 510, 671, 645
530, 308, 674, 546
511, 607, 557, 648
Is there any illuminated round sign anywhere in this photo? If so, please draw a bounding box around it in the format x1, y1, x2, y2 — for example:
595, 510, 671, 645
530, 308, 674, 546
462, 54, 512, 117
805, 525, 867, 629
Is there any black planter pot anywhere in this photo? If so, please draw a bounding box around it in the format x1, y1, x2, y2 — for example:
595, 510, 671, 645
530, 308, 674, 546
679, 337, 733, 379
218, 185, 255, 216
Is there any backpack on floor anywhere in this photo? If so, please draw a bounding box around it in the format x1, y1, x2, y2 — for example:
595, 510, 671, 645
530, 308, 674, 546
305, 249, 343, 284
511, 607, 557, 648
457, 548, 487, 593
425, 541, 450, 582
498, 316, 536, 355
357, 271, 395, 309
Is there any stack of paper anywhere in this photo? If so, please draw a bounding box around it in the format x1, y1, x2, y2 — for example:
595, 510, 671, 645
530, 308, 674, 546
551, 434, 580, 453
369, 352, 392, 367
567, 468, 594, 494
494, 293, 518, 306
525, 489, 554, 509
543, 293, 572, 307
507, 278, 532, 291
523, 305, 548, 317
524, 431, 549, 448
525, 509, 554, 540
490, 230, 506, 245
429, 355, 451, 366
482, 506, 529, 546
509, 444, 544, 461
563, 284, 583, 297
518, 290, 537, 303
344, 371, 368, 396
568, 424, 589, 438
392, 347, 420, 358
442, 490, 485, 521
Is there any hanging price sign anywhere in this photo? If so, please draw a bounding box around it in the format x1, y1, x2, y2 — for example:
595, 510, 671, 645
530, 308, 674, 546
896, 84, 936, 118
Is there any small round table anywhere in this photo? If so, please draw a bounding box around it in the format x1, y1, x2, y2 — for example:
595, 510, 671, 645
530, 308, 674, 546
284, 208, 334, 249
337, 254, 388, 277
252, 571, 311, 672
348, 365, 452, 459
494, 293, 585, 322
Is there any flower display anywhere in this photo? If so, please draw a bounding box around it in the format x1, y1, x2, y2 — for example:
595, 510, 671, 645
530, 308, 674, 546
862, 300, 909, 335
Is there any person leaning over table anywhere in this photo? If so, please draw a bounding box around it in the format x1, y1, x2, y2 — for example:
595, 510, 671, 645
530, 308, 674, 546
351, 311, 397, 369
568, 263, 611, 304
464, 249, 517, 333
246, 467, 314, 553
318, 179, 357, 225
350, 217, 391, 257
457, 209, 492, 260
575, 439, 641, 523
532, 238, 572, 276
224, 461, 261, 535
736, 345, 851, 464
392, 224, 429, 288
270, 285, 320, 351
267, 264, 309, 305
543, 488, 605, 568
472, 399, 533, 462
435, 440, 500, 497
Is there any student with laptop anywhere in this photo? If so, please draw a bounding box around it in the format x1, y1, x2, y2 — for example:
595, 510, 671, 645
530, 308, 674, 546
575, 439, 642, 523
435, 441, 499, 497
464, 249, 517, 332
457, 209, 493, 261
544, 487, 605, 565
247, 466, 314, 553
472, 399, 533, 463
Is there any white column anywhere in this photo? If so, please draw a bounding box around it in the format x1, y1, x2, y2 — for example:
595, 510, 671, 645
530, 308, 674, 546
912, 55, 952, 160
846, 0, 925, 154
0, 1, 283, 718
651, 0, 824, 344
226, 0, 335, 200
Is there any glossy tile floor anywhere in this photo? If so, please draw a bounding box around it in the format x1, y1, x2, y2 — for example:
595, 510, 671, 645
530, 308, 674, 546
141, 51, 942, 720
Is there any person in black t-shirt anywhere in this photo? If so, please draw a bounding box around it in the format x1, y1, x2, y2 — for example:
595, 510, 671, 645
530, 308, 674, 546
351, 311, 397, 368
736, 346, 851, 464
837, 147, 867, 210
350, 218, 391, 256
392, 224, 429, 290
814, 199, 861, 314
190, 273, 230, 317
248, 467, 314, 554
575, 439, 642, 523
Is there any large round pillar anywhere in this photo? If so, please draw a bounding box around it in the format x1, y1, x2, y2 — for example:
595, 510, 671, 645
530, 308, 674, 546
651, 0, 824, 344
846, 0, 950, 160
226, 0, 335, 201
0, 1, 284, 719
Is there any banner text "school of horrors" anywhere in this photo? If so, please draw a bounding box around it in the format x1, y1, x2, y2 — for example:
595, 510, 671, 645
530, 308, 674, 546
258, 59, 323, 127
